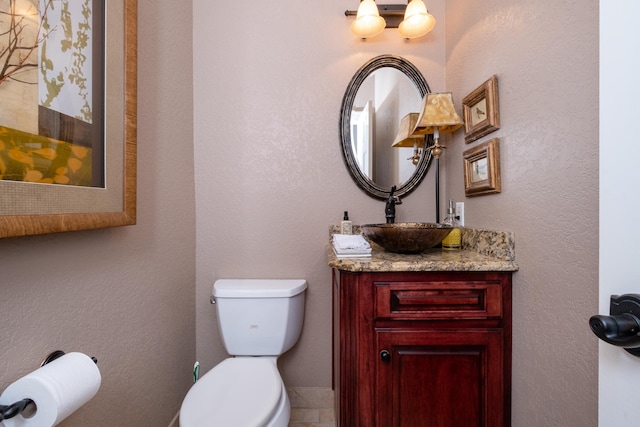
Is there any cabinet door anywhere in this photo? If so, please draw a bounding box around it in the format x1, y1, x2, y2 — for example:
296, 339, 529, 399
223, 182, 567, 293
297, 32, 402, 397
376, 329, 505, 427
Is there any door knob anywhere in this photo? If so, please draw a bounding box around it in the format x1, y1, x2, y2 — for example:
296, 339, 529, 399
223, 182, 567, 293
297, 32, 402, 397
380, 350, 391, 362
589, 294, 640, 357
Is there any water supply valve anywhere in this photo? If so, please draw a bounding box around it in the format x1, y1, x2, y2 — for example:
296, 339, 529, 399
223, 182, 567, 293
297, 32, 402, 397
589, 293, 640, 357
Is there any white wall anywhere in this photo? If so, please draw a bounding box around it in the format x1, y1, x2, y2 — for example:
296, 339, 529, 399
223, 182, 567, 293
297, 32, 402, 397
599, 2, 640, 425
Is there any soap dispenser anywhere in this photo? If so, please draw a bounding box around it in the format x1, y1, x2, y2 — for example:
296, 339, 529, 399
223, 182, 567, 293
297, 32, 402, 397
341, 211, 353, 235
441, 199, 461, 250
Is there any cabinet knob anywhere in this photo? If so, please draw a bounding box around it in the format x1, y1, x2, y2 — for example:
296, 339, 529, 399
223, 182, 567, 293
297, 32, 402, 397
380, 350, 391, 362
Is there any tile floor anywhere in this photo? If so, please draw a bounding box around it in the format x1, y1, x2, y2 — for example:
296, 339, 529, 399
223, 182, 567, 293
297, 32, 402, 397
287, 387, 336, 427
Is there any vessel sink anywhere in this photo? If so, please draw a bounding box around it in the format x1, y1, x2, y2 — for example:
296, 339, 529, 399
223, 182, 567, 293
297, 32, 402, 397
361, 222, 453, 254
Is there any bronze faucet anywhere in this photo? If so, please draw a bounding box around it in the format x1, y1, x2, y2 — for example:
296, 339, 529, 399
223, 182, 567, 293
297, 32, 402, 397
385, 185, 402, 224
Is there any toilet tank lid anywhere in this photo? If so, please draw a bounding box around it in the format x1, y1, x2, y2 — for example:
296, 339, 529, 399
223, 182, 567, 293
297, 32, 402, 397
213, 279, 307, 298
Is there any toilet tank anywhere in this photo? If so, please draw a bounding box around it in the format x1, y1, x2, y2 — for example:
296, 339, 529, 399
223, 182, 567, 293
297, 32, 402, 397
212, 279, 307, 356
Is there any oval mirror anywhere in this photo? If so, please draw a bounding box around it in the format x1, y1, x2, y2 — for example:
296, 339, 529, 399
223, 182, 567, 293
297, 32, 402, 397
340, 55, 433, 200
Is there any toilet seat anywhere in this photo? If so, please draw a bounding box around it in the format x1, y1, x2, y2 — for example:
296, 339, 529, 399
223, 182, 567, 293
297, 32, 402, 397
180, 358, 282, 427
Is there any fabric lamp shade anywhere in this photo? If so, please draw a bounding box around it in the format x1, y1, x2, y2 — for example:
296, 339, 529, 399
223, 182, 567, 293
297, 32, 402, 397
392, 113, 424, 147
413, 93, 463, 135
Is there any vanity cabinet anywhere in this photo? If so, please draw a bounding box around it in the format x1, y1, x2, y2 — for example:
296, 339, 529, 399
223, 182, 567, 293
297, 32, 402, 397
332, 269, 512, 427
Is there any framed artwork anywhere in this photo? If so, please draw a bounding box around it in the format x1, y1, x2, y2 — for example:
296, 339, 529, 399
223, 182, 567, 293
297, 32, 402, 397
463, 138, 501, 197
462, 75, 500, 144
0, 0, 137, 238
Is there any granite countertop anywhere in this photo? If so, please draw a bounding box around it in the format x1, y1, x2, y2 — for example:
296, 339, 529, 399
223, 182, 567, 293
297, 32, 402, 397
327, 225, 519, 273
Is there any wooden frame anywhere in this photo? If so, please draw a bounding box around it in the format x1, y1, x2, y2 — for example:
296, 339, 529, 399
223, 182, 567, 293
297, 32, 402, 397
0, 0, 137, 238
462, 75, 500, 144
463, 138, 501, 197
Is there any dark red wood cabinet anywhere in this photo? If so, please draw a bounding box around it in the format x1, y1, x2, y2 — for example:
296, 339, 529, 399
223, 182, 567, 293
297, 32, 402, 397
332, 270, 512, 427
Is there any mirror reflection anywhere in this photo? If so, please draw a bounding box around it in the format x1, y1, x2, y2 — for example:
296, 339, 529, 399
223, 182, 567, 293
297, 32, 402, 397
340, 55, 432, 200
351, 68, 423, 187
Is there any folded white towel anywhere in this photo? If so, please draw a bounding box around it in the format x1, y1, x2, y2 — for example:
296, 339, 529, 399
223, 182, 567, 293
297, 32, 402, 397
333, 247, 372, 258
333, 234, 371, 251
333, 246, 372, 256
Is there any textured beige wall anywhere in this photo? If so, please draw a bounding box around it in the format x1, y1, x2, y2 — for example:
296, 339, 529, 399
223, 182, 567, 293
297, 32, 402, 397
0, 1, 196, 425
0, 1, 599, 425
192, 0, 447, 387
194, 7, 599, 425
444, 1, 599, 425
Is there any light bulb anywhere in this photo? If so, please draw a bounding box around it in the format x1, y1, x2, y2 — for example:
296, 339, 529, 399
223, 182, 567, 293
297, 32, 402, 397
398, 0, 436, 39
351, 0, 386, 39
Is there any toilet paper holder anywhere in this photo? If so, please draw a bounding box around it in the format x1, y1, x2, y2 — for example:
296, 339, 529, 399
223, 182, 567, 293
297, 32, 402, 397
0, 350, 98, 422
589, 293, 640, 357
0, 397, 34, 422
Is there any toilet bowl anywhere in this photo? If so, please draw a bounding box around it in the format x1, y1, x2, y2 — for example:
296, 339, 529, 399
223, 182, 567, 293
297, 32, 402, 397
180, 358, 290, 427
179, 279, 307, 427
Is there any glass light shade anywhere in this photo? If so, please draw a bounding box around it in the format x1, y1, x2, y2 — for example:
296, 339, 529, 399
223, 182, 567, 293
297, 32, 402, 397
351, 0, 386, 38
413, 93, 463, 135
392, 113, 424, 147
398, 0, 436, 39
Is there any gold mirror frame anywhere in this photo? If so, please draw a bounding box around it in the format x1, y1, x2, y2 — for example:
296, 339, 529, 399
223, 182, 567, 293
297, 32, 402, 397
0, 0, 137, 238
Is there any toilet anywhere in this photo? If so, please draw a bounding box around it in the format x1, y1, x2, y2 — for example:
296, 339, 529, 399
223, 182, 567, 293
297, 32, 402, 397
180, 279, 308, 427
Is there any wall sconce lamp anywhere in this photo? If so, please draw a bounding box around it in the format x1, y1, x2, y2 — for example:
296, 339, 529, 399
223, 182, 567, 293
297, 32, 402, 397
412, 93, 463, 222
392, 112, 425, 165
345, 0, 436, 39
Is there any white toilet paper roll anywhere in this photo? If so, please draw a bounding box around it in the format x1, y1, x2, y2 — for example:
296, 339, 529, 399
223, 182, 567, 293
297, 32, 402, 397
0, 352, 101, 427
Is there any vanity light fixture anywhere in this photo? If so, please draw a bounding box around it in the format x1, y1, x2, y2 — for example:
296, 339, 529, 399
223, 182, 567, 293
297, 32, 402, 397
392, 113, 425, 165
412, 93, 464, 222
345, 0, 436, 39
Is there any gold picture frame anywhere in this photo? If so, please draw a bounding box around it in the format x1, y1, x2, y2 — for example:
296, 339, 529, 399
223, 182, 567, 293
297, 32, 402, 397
462, 75, 500, 144
463, 138, 501, 197
0, 0, 137, 238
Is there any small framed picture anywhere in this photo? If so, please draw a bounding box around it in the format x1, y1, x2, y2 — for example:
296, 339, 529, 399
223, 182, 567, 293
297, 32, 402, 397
463, 138, 501, 197
462, 75, 500, 144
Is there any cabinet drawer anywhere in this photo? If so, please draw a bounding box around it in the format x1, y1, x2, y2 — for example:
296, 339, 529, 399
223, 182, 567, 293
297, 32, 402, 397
375, 281, 502, 320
